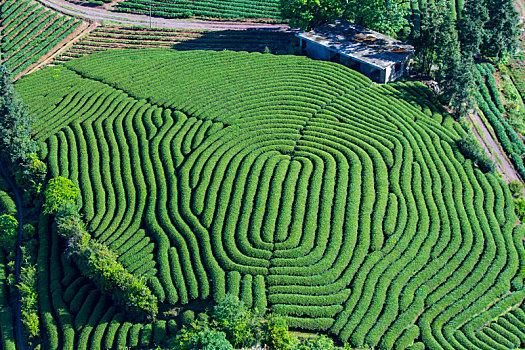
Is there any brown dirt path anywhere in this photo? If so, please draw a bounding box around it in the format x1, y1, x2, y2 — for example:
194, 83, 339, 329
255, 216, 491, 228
36, 0, 290, 31
469, 111, 523, 184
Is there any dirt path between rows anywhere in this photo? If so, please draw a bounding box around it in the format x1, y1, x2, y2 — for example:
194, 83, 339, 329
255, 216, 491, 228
469, 111, 523, 185
36, 0, 290, 31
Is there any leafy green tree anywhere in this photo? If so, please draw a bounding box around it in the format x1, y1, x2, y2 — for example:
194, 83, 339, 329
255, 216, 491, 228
0, 214, 17, 251
412, 0, 448, 76
435, 19, 474, 117
514, 197, 525, 221
213, 293, 264, 348
509, 180, 524, 198
0, 65, 37, 165
457, 0, 489, 59
457, 130, 496, 172
280, 0, 344, 30
297, 334, 338, 349
482, 0, 519, 59
43, 177, 79, 214
170, 321, 233, 350
213, 293, 247, 325
280, 0, 408, 35
265, 316, 296, 350
346, 0, 409, 36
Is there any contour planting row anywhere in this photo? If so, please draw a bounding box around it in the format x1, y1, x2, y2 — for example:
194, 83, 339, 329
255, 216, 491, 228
16, 50, 525, 349
0, 0, 81, 76
115, 0, 281, 20
474, 63, 525, 178
456, 298, 525, 350
56, 27, 294, 63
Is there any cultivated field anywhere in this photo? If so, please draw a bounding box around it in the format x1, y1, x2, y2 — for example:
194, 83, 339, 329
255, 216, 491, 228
0, 0, 82, 77
56, 26, 295, 63
114, 0, 281, 20
474, 63, 525, 178
15, 50, 525, 349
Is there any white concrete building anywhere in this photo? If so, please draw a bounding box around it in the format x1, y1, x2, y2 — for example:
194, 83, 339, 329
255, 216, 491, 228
296, 20, 414, 84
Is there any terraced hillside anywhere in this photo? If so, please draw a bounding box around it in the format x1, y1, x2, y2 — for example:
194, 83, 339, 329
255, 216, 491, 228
0, 0, 83, 77
114, 0, 281, 20
474, 64, 525, 179
56, 26, 295, 63
16, 50, 525, 349
470, 302, 525, 349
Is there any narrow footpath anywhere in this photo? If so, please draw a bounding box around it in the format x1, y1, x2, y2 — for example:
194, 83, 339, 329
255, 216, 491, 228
0, 162, 24, 350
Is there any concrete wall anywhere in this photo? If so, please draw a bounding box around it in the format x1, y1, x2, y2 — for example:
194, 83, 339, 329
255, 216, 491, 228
305, 41, 331, 61
360, 62, 383, 83
304, 39, 411, 84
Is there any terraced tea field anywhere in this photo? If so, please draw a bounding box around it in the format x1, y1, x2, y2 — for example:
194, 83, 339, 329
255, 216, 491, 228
114, 0, 281, 20
56, 26, 295, 63
0, 0, 82, 77
16, 50, 525, 349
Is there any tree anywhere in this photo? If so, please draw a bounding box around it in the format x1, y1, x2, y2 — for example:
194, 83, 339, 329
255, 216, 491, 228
280, 0, 344, 30
213, 293, 264, 348
264, 316, 296, 350
346, 0, 409, 36
43, 177, 79, 214
457, 0, 489, 59
435, 18, 475, 116
482, 0, 519, 59
457, 130, 496, 172
170, 321, 233, 350
0, 65, 46, 192
412, 0, 448, 76
280, 0, 408, 35
0, 214, 17, 251
0, 66, 37, 165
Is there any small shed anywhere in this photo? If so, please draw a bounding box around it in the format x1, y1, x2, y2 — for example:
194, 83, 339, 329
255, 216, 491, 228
296, 20, 414, 84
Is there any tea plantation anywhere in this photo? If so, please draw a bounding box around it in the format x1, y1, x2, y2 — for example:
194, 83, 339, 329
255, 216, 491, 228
15, 50, 525, 349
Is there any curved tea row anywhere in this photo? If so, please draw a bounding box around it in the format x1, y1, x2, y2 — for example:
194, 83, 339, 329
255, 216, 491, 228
16, 50, 525, 349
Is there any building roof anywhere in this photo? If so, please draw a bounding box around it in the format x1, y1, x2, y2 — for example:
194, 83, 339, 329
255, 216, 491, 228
296, 20, 414, 70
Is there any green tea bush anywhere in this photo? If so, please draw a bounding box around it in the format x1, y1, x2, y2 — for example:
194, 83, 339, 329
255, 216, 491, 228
14, 50, 525, 350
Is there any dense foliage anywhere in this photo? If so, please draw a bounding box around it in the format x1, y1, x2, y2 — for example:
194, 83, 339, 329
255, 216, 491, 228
457, 130, 495, 173
280, 0, 408, 35
14, 50, 525, 349
44, 177, 159, 320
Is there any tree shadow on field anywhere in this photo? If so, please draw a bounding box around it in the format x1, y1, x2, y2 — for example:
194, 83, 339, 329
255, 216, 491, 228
171, 30, 301, 55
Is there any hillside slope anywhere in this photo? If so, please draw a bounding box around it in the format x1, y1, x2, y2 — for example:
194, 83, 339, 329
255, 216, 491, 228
15, 50, 525, 349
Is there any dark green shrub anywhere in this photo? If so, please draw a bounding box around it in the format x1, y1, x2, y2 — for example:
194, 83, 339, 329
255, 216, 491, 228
0, 191, 16, 216
264, 316, 295, 350
168, 319, 179, 335
509, 180, 524, 198
0, 214, 17, 251
43, 176, 79, 214
153, 320, 168, 345
457, 131, 495, 173
181, 310, 195, 326
297, 334, 336, 349
515, 198, 525, 221
169, 322, 233, 350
